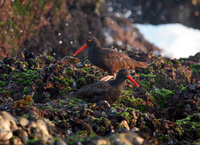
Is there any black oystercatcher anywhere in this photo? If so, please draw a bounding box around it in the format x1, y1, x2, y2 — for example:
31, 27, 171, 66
73, 36, 148, 81
70, 69, 139, 104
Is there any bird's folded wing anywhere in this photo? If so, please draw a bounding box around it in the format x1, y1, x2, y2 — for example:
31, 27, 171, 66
74, 82, 111, 97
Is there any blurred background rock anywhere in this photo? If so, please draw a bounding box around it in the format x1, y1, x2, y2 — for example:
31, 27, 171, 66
0, 0, 199, 59
110, 0, 200, 29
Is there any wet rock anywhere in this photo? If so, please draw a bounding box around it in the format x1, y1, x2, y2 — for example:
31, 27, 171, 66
102, 118, 112, 133
43, 92, 51, 102
96, 100, 111, 110
81, 122, 93, 134
184, 104, 192, 112
54, 139, 67, 145
118, 120, 130, 130
63, 56, 80, 64
0, 41, 200, 145
129, 118, 137, 129
137, 116, 144, 122
166, 69, 176, 79
81, 103, 88, 109
130, 110, 138, 120
106, 107, 117, 116
131, 127, 139, 132
101, 111, 107, 118
3, 57, 15, 65
188, 84, 196, 92
66, 129, 73, 136
182, 92, 193, 99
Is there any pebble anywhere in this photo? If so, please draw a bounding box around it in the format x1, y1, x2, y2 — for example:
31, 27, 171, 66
131, 111, 137, 120
97, 100, 111, 108
29, 121, 37, 128
131, 127, 139, 132
54, 139, 67, 145
101, 111, 108, 118
184, 104, 192, 112
96, 139, 108, 145
106, 107, 117, 116
120, 120, 130, 130
19, 117, 29, 127
135, 136, 144, 144
43, 92, 51, 101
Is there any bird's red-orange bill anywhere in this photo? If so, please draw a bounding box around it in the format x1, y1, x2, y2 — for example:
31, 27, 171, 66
127, 75, 139, 87
73, 44, 88, 56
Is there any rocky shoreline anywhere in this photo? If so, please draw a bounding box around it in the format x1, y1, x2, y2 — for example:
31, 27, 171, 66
0, 50, 199, 144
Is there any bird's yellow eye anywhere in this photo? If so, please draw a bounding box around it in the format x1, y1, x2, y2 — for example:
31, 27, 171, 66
123, 71, 127, 75
88, 39, 92, 42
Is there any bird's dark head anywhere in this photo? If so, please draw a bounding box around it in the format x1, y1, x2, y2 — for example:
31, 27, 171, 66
86, 36, 101, 47
116, 69, 139, 87
73, 36, 101, 56
116, 69, 131, 79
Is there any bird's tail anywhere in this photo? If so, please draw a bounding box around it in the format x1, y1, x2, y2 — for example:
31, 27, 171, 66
131, 59, 149, 69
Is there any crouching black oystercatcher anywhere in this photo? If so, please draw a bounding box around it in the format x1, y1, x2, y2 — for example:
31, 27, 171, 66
73, 36, 148, 81
70, 69, 139, 105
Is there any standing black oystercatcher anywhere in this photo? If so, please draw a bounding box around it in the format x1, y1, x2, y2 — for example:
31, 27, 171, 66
73, 36, 148, 81
70, 69, 139, 105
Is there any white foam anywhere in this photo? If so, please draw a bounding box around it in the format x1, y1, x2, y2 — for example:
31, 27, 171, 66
134, 23, 200, 58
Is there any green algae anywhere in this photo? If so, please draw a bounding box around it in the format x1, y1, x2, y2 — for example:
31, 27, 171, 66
12, 69, 38, 85
119, 90, 145, 111
140, 73, 157, 78
159, 134, 170, 142
191, 64, 200, 73
176, 113, 200, 138
153, 88, 175, 110
23, 86, 30, 95
0, 81, 7, 87
77, 77, 86, 85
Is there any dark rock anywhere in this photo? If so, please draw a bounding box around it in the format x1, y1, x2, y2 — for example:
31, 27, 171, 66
96, 100, 111, 110
101, 111, 107, 118
54, 139, 67, 145
106, 107, 117, 116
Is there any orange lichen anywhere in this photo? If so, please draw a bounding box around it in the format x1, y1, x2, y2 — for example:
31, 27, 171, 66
14, 95, 33, 109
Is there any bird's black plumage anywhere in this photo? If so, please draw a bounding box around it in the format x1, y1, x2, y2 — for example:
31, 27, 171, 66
70, 69, 139, 104
74, 36, 148, 77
